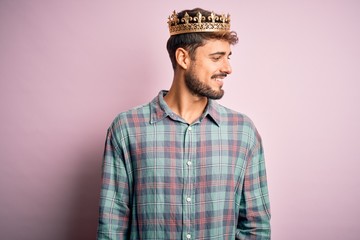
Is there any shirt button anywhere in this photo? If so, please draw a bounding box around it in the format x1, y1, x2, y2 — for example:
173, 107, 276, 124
188, 126, 192, 131
187, 161, 192, 166
186, 197, 191, 202
186, 233, 191, 239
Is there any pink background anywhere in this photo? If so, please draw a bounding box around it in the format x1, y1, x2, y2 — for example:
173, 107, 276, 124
1, 1, 359, 239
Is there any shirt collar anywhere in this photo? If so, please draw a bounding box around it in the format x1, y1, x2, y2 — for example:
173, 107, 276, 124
150, 90, 221, 126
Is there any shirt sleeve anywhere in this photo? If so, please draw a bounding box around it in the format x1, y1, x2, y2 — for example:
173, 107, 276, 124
97, 126, 132, 240
236, 128, 271, 239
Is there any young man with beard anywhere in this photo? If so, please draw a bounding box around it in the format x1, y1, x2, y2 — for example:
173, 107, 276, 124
97, 8, 271, 239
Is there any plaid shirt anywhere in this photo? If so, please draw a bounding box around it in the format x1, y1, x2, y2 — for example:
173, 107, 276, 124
97, 91, 271, 239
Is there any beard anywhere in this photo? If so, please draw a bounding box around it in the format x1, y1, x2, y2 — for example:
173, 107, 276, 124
184, 65, 225, 100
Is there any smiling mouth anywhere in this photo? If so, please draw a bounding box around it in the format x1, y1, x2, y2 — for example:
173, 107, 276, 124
211, 73, 227, 83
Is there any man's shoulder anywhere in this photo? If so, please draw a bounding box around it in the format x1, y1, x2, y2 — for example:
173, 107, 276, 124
109, 102, 152, 130
216, 103, 255, 127
216, 103, 262, 144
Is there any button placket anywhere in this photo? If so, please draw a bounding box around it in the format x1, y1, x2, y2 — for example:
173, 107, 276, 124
183, 124, 195, 239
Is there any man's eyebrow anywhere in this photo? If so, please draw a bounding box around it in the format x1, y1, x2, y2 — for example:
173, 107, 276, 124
209, 51, 232, 56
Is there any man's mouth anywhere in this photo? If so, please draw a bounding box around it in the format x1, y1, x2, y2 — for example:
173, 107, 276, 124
211, 74, 227, 82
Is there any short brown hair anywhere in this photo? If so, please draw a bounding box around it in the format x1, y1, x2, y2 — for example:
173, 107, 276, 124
166, 8, 239, 69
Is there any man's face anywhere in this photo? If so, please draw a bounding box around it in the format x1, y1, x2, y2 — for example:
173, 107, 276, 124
185, 39, 232, 100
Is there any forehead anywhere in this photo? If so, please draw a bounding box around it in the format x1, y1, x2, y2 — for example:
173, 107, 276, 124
196, 39, 231, 55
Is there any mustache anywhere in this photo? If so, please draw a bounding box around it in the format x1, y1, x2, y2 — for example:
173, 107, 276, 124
211, 73, 227, 79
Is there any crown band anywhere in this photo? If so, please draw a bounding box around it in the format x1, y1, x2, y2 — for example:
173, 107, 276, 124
168, 10, 231, 36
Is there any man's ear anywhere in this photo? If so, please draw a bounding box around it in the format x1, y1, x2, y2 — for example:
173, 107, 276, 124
175, 48, 190, 70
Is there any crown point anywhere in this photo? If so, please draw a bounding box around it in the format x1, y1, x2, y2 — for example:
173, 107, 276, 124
170, 10, 179, 26
182, 12, 192, 24
209, 11, 219, 23
194, 11, 205, 23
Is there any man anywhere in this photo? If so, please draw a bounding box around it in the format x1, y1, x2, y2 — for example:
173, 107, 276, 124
97, 8, 271, 239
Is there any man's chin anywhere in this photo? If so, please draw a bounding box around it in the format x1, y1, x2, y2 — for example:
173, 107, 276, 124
206, 90, 224, 100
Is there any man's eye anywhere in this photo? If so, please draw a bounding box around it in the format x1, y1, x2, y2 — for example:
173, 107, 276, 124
212, 57, 221, 61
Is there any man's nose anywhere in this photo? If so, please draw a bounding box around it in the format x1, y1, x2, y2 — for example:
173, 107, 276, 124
221, 59, 232, 74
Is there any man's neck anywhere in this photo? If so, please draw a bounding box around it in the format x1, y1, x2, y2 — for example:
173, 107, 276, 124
164, 85, 208, 124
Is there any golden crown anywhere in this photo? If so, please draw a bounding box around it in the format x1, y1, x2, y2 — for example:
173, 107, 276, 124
168, 10, 231, 36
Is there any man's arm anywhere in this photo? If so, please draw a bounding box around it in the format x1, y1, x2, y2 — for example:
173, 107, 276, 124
236, 130, 271, 239
97, 127, 131, 239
